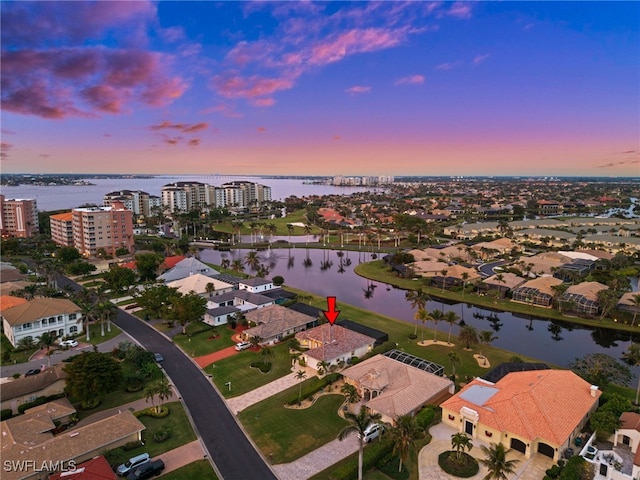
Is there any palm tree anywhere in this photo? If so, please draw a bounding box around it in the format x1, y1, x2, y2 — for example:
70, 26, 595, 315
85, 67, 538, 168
231, 259, 244, 274
444, 311, 459, 344
629, 293, 640, 327
244, 250, 260, 274
205, 282, 216, 299
479, 330, 498, 361
96, 299, 117, 336
155, 380, 174, 413
304, 224, 313, 245
451, 432, 473, 462
461, 272, 470, 299
338, 406, 382, 480
286, 223, 294, 242
220, 258, 231, 270
415, 308, 432, 343
440, 269, 449, 292
295, 369, 307, 404
448, 351, 460, 380
341, 383, 361, 403
459, 325, 479, 350
479, 442, 519, 480
622, 343, 640, 404
405, 289, 430, 336
260, 347, 274, 367
431, 309, 444, 342
392, 414, 420, 473
38, 332, 56, 367
317, 360, 330, 376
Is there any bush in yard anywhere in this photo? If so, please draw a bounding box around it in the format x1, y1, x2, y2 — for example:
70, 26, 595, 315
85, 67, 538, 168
153, 427, 171, 443
134, 406, 169, 418
122, 440, 144, 451
438, 451, 479, 478
416, 405, 440, 430
1, 409, 13, 421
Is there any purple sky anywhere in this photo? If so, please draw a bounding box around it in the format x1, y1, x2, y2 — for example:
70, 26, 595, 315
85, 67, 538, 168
1, 1, 638, 176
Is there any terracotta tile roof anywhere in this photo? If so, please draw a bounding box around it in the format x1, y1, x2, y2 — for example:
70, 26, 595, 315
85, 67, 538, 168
0, 364, 67, 402
166, 273, 232, 295
161, 255, 186, 270
2, 410, 145, 480
50, 212, 73, 222
244, 305, 315, 341
441, 369, 600, 445
49, 455, 117, 480
1, 298, 81, 326
296, 324, 375, 362
0, 295, 28, 310
620, 412, 640, 432
342, 355, 452, 419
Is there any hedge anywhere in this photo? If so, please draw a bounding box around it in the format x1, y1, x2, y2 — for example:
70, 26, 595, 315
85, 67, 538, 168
329, 439, 394, 480
134, 406, 170, 418
438, 451, 479, 478
285, 373, 342, 405
1, 409, 13, 421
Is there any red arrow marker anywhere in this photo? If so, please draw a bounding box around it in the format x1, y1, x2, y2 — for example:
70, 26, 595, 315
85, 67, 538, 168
323, 296, 340, 325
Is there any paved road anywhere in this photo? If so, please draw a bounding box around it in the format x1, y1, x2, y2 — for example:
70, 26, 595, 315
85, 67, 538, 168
478, 260, 507, 277
56, 276, 277, 480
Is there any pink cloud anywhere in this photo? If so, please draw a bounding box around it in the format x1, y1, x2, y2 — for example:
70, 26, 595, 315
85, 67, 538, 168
188, 138, 201, 147
251, 98, 276, 107
150, 121, 208, 133
435, 61, 463, 71
473, 54, 490, 65
1, 48, 186, 118
0, 142, 12, 159
395, 75, 424, 85
446, 2, 473, 19
212, 74, 294, 101
345, 86, 371, 95
203, 103, 243, 119
257, 127, 266, 133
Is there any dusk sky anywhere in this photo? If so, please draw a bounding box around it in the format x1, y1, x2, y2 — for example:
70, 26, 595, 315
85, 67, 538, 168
1, 1, 638, 177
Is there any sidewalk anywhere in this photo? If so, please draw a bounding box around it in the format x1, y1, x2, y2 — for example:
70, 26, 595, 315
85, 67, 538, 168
272, 433, 360, 480
226, 372, 300, 414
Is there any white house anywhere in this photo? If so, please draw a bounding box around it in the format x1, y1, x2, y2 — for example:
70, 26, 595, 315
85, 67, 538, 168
1, 298, 83, 348
166, 273, 234, 298
157, 257, 219, 283
238, 278, 274, 293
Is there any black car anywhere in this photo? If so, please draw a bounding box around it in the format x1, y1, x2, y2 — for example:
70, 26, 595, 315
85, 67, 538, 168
126, 459, 164, 480
24, 369, 41, 376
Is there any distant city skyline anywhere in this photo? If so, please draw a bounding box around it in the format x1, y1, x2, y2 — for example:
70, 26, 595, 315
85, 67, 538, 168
1, 1, 638, 177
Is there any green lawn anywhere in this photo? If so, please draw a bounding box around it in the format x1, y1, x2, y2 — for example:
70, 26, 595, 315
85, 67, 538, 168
81, 322, 122, 344
1, 334, 37, 365
160, 460, 219, 480
105, 401, 197, 465
173, 322, 237, 357
205, 342, 293, 398
238, 391, 348, 464
355, 260, 638, 332
283, 286, 546, 383
212, 208, 317, 237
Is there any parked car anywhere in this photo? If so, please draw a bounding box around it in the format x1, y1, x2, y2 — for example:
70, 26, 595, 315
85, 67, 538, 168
116, 453, 150, 476
153, 352, 164, 362
235, 341, 252, 351
126, 459, 164, 480
362, 423, 384, 443
24, 368, 40, 377
59, 339, 79, 348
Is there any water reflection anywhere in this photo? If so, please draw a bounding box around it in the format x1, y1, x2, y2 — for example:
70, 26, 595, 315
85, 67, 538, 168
199, 247, 640, 373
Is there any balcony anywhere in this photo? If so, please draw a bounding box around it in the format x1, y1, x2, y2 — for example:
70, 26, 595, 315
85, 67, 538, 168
580, 432, 635, 479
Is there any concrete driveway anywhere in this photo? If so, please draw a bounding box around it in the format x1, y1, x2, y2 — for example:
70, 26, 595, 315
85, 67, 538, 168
419, 423, 554, 480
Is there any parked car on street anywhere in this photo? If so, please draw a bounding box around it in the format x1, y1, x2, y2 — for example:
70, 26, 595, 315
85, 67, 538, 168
153, 352, 164, 362
24, 368, 40, 377
126, 459, 164, 480
235, 341, 251, 351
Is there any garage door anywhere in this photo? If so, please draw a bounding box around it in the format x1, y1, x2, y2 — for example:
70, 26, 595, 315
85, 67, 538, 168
511, 438, 527, 454
538, 442, 555, 458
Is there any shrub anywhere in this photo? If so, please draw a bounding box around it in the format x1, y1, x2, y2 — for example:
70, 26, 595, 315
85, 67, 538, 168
1, 409, 13, 421
134, 406, 169, 418
408, 333, 418, 340
285, 374, 342, 405
330, 439, 394, 480
122, 440, 143, 451
416, 405, 440, 430
438, 451, 479, 478
250, 361, 272, 373
18, 396, 48, 414
153, 427, 171, 443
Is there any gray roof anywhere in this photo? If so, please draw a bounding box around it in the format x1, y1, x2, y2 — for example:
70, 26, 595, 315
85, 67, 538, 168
212, 289, 274, 306
207, 305, 240, 316
158, 257, 219, 282
240, 277, 273, 287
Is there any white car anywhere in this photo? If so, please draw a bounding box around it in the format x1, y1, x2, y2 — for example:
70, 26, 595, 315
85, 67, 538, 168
235, 341, 252, 351
59, 340, 79, 348
362, 423, 384, 443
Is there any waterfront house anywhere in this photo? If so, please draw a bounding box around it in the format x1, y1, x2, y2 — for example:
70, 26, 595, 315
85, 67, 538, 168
561, 282, 609, 316
441, 369, 600, 462
238, 277, 274, 293
511, 276, 564, 307
166, 273, 234, 298
157, 257, 219, 283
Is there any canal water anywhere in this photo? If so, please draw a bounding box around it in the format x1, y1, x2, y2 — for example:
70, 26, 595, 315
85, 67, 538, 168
199, 247, 640, 373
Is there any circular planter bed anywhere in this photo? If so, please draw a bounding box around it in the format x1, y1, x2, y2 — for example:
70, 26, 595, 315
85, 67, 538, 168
438, 451, 479, 478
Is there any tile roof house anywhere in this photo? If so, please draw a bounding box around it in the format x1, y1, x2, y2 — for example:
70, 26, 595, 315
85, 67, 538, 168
1, 365, 68, 414
0, 295, 28, 310
166, 273, 234, 298
1, 410, 144, 480
157, 257, 219, 283
239, 277, 274, 293
479, 273, 527, 297
49, 455, 117, 480
511, 276, 564, 307
1, 298, 83, 348
243, 305, 317, 345
296, 324, 375, 372
440, 369, 601, 461
561, 281, 609, 316
342, 354, 453, 424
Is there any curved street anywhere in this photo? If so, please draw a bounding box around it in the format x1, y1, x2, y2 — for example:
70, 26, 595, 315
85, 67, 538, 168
56, 276, 277, 480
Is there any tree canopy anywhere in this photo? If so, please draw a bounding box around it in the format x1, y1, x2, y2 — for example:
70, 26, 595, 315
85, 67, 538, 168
64, 352, 123, 405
